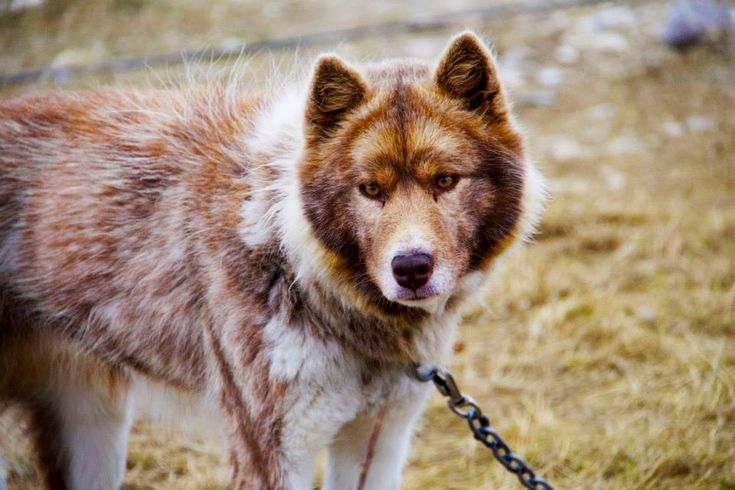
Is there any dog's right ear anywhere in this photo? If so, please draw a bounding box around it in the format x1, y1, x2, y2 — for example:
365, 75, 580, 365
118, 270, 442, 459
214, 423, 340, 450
434, 31, 508, 124
305, 55, 367, 144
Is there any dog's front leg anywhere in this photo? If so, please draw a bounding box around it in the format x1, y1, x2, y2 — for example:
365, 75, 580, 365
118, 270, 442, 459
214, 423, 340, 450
204, 324, 286, 489
324, 380, 431, 490
206, 320, 357, 490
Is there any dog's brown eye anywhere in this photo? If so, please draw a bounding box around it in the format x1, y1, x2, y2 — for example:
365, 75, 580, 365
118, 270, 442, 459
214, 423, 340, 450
436, 175, 457, 190
360, 183, 382, 199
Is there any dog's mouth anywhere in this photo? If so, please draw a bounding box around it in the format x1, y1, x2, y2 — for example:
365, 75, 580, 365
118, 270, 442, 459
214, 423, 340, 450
389, 286, 447, 312
391, 285, 440, 302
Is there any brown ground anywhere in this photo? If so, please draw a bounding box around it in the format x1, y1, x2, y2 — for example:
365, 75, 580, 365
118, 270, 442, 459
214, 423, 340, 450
1, 0, 734, 489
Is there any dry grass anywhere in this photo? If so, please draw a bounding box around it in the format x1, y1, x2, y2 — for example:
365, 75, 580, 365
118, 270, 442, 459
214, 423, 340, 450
1, 1, 734, 489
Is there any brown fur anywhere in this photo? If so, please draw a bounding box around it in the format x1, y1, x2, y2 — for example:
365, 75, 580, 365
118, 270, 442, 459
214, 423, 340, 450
0, 32, 537, 489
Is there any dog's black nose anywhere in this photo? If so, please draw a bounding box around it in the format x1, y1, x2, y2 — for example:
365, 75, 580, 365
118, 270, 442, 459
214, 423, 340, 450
391, 253, 433, 291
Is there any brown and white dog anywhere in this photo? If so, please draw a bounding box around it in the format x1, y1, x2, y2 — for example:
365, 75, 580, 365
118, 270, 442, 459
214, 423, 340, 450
0, 32, 545, 489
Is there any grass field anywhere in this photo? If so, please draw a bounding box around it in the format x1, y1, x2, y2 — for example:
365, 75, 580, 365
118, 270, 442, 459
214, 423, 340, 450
1, 1, 734, 489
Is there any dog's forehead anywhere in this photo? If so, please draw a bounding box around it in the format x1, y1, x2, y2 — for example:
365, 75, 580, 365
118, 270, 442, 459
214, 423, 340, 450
344, 62, 482, 178
348, 96, 474, 181
349, 114, 466, 174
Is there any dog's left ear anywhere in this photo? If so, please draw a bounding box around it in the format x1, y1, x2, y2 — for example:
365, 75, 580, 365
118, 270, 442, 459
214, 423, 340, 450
435, 32, 508, 123
306, 55, 367, 144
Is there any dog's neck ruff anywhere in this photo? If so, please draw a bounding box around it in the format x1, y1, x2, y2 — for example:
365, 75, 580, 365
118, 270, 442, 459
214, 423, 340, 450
241, 87, 466, 365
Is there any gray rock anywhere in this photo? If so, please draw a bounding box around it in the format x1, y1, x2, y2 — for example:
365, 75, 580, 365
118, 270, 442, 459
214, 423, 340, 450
593, 6, 638, 31
663, 0, 735, 49
662, 120, 685, 137
8, 0, 44, 11
536, 67, 564, 87
636, 306, 657, 324
686, 115, 716, 132
555, 44, 580, 64
548, 137, 589, 161
517, 91, 558, 108
498, 47, 534, 89
607, 134, 647, 155
591, 32, 630, 52
602, 166, 627, 190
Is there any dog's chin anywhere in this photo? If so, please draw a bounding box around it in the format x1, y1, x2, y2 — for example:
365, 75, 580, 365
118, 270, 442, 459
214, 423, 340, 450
384, 285, 447, 311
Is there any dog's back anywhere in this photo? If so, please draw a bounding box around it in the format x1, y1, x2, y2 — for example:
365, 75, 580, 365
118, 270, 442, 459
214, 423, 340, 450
0, 87, 267, 379
0, 88, 264, 488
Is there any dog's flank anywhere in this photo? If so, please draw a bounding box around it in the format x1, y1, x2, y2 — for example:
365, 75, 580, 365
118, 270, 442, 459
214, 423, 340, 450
0, 32, 544, 489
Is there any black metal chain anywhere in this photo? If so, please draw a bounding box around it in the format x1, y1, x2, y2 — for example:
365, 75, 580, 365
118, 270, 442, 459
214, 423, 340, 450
412, 365, 555, 490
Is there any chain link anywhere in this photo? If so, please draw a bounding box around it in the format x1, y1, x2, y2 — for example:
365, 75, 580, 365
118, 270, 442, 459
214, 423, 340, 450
412, 365, 554, 490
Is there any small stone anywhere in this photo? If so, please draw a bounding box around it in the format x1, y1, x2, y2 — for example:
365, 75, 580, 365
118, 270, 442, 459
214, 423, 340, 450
636, 306, 656, 324
591, 32, 630, 53
517, 91, 557, 108
548, 137, 588, 161
662, 120, 685, 137
581, 105, 615, 141
546, 177, 588, 194
546, 11, 574, 31
686, 115, 716, 132
602, 166, 627, 190
498, 47, 534, 88
663, 0, 735, 49
220, 37, 247, 50
9, 0, 44, 11
536, 67, 564, 87
498, 65, 526, 90
606, 135, 646, 155
582, 125, 611, 142
586, 103, 616, 120
593, 6, 638, 31
500, 46, 534, 66
555, 44, 580, 65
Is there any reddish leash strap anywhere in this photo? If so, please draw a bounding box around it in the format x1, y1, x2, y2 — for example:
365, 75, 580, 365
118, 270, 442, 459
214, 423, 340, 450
356, 405, 387, 490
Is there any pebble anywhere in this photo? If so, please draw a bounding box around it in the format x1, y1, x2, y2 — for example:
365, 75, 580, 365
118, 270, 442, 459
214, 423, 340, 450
555, 44, 580, 65
562, 29, 629, 55
548, 137, 589, 161
591, 32, 630, 53
536, 67, 564, 87
50, 48, 98, 68
592, 6, 638, 31
581, 105, 615, 141
546, 177, 589, 195
586, 103, 616, 120
635, 306, 657, 324
8, 0, 43, 11
606, 135, 647, 155
562, 5, 635, 55
661, 120, 685, 137
517, 91, 558, 108
602, 166, 627, 191
663, 0, 735, 49
686, 115, 716, 132
498, 47, 534, 89
498, 65, 526, 90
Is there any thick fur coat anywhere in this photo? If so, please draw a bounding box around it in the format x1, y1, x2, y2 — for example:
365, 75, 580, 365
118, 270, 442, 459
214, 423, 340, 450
0, 32, 545, 489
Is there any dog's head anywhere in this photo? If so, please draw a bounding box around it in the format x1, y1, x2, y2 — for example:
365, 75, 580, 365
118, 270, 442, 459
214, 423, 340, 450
299, 32, 544, 313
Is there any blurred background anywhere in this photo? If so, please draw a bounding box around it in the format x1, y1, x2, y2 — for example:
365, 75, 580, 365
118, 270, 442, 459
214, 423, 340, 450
1, 0, 734, 488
